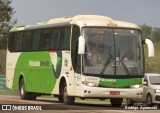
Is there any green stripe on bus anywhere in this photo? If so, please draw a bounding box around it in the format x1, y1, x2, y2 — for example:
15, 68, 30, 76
99, 78, 142, 88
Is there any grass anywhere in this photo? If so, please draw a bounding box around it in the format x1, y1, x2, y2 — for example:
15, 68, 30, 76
0, 90, 19, 96
144, 41, 160, 73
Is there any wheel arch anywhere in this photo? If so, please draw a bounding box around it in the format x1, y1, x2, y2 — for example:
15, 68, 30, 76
59, 76, 68, 95
18, 73, 25, 91
146, 92, 152, 100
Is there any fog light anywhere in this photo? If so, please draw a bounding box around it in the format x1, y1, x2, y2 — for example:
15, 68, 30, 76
84, 90, 87, 93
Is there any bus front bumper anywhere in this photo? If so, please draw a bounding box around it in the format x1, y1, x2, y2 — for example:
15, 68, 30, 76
80, 85, 143, 99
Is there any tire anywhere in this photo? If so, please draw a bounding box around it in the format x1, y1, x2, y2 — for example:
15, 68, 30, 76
19, 78, 37, 100
29, 93, 37, 100
110, 98, 123, 107
146, 94, 154, 107
58, 95, 64, 103
126, 98, 134, 106
19, 78, 30, 100
62, 81, 75, 105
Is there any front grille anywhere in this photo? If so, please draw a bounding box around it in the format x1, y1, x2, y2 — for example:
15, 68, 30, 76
155, 96, 160, 101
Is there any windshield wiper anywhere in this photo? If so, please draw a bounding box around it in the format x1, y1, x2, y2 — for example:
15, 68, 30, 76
100, 55, 112, 75
119, 58, 131, 75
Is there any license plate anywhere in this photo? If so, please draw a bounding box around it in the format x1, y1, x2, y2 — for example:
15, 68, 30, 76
110, 91, 120, 95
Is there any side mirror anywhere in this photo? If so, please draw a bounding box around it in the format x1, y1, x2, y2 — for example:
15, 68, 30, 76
143, 39, 154, 57
78, 36, 85, 54
143, 81, 147, 86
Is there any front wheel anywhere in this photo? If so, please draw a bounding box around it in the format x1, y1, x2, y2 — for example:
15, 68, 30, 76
146, 94, 154, 106
58, 95, 64, 103
62, 81, 75, 105
126, 98, 134, 106
110, 98, 123, 107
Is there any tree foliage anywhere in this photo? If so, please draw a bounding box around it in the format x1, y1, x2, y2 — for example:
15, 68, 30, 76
140, 24, 152, 40
0, 0, 16, 48
141, 24, 160, 41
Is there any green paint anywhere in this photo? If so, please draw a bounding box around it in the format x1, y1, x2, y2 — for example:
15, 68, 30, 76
12, 51, 62, 94
99, 78, 142, 88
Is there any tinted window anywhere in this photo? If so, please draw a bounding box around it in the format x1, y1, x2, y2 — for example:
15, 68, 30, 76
50, 29, 60, 50
40, 30, 51, 51
22, 31, 32, 51
71, 25, 80, 73
31, 31, 40, 51
60, 27, 71, 50
8, 32, 23, 52
8, 33, 16, 52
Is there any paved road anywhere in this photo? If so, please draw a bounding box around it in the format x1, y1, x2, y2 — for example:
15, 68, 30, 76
0, 95, 159, 113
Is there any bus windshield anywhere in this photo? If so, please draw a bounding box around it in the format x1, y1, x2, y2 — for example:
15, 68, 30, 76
83, 27, 144, 76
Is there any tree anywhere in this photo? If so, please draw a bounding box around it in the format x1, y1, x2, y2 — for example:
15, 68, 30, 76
152, 27, 160, 41
140, 24, 152, 40
0, 0, 16, 75
0, 0, 16, 48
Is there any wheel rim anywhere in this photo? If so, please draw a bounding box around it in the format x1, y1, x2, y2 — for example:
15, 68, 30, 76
20, 83, 24, 96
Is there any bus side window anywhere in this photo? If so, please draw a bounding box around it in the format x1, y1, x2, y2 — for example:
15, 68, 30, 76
8, 33, 16, 52
71, 25, 80, 73
31, 31, 41, 51
50, 29, 61, 50
60, 27, 71, 50
22, 31, 32, 51
40, 30, 51, 51
14, 32, 23, 52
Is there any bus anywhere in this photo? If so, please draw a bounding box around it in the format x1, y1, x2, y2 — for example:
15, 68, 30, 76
6, 15, 154, 106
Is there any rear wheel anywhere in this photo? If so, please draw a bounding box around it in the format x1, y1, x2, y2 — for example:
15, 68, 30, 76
110, 98, 123, 107
146, 94, 154, 106
62, 81, 75, 104
19, 78, 36, 100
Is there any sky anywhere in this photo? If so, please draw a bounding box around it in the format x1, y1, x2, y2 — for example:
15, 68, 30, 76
11, 0, 160, 27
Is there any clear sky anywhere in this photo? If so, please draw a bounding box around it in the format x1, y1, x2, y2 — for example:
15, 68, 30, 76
12, 0, 160, 27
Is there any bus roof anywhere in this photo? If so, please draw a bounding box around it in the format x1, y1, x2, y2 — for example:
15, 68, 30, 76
10, 15, 140, 32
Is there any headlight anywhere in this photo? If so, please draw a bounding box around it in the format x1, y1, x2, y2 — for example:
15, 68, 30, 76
130, 84, 143, 88
82, 81, 98, 87
155, 89, 160, 93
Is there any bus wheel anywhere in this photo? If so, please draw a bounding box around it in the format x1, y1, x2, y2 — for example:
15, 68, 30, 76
62, 81, 75, 104
126, 98, 134, 106
146, 94, 154, 106
110, 98, 123, 107
19, 78, 30, 100
58, 95, 64, 103
29, 93, 37, 100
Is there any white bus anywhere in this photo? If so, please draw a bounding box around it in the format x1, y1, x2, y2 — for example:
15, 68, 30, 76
6, 15, 154, 106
